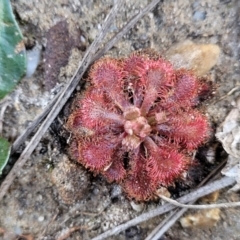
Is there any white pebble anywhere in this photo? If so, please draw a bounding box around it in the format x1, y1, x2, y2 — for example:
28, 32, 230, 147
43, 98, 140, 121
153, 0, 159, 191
38, 216, 44, 222
26, 42, 42, 77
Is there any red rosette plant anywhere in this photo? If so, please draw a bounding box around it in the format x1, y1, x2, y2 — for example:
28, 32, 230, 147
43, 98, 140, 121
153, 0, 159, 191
66, 50, 211, 201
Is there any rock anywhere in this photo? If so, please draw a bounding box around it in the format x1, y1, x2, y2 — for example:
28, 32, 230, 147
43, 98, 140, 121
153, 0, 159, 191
193, 11, 207, 21
200, 191, 220, 203
130, 201, 144, 212
166, 40, 220, 76
26, 42, 42, 78
180, 208, 221, 228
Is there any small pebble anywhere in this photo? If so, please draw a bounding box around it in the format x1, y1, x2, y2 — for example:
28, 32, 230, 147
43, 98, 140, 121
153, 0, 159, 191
26, 42, 42, 77
130, 201, 144, 212
18, 210, 24, 216
111, 185, 122, 199
193, 11, 207, 21
38, 216, 45, 222
14, 225, 22, 235
80, 35, 86, 43
93, 187, 100, 195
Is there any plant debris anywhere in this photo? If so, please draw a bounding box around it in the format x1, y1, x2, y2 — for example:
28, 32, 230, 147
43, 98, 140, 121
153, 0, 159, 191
43, 20, 85, 90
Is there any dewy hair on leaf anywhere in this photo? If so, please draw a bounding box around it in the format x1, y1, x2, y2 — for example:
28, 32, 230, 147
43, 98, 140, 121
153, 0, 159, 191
66, 49, 212, 201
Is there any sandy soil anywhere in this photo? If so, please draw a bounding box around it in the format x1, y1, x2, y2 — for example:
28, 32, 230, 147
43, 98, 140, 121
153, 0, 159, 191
0, 0, 240, 239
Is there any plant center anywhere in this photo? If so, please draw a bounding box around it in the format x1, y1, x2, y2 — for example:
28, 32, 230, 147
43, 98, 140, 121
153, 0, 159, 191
122, 106, 152, 150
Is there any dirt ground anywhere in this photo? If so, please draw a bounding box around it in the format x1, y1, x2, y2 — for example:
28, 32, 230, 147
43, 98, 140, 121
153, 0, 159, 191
1, 0, 240, 239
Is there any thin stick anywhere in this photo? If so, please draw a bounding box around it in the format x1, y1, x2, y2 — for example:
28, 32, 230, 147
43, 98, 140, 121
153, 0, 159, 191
38, 210, 59, 240
159, 195, 240, 209
84, 1, 124, 62
150, 208, 188, 240
145, 209, 179, 240
213, 84, 240, 103
0, 1, 124, 201
92, 0, 161, 62
61, 209, 104, 225
11, 90, 61, 154
91, 176, 235, 240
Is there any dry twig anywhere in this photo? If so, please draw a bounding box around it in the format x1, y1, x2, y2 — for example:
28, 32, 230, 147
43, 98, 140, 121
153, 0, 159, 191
56, 226, 88, 240
92, 0, 161, 62
61, 209, 104, 225
144, 209, 179, 240
159, 195, 240, 209
11, 90, 61, 154
91, 176, 235, 240
213, 84, 240, 103
146, 208, 187, 240
38, 210, 59, 240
